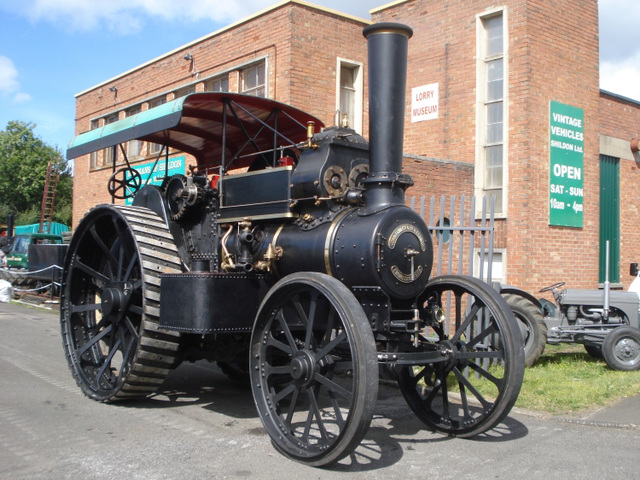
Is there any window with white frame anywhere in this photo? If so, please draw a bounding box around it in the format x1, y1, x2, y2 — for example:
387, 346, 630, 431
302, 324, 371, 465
126, 105, 142, 159
104, 113, 119, 167
89, 119, 100, 169
175, 85, 195, 98
205, 75, 229, 93
241, 61, 266, 97
474, 249, 505, 284
477, 12, 506, 215
336, 59, 363, 133
148, 96, 166, 155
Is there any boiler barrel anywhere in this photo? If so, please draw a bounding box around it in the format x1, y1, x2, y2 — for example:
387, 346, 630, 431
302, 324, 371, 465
271, 205, 432, 301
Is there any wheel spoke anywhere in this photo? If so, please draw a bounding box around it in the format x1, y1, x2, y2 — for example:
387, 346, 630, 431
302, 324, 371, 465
408, 365, 428, 387
467, 320, 499, 349
303, 292, 319, 349
313, 372, 352, 401
272, 382, 297, 404
305, 387, 330, 442
467, 360, 504, 389
439, 367, 451, 423
76, 323, 113, 358
95, 337, 122, 388
266, 331, 294, 355
70, 302, 101, 314
451, 302, 481, 343
284, 385, 301, 426
122, 252, 138, 284
73, 258, 110, 286
266, 364, 292, 377
330, 394, 346, 429
314, 330, 347, 360
321, 309, 336, 346
89, 225, 118, 278
456, 350, 504, 361
275, 311, 298, 352
452, 366, 493, 410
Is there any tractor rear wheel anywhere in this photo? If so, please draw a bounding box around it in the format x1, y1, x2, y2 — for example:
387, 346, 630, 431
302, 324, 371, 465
60, 205, 183, 402
503, 293, 547, 367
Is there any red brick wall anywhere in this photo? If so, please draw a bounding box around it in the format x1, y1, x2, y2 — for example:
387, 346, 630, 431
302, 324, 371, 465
71, 3, 368, 228
509, 0, 600, 295
71, 0, 640, 299
375, 0, 602, 295
600, 92, 640, 286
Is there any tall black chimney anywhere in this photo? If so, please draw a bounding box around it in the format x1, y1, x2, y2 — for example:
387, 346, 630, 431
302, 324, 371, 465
362, 23, 413, 209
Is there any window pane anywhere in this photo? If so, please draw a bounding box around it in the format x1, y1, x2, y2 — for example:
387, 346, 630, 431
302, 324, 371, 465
486, 58, 503, 101
126, 106, 141, 158
242, 62, 266, 97
148, 97, 166, 155
487, 102, 503, 143
206, 76, 229, 92
340, 66, 355, 88
90, 120, 99, 169
339, 65, 357, 128
484, 187, 503, 212
175, 86, 195, 98
484, 144, 503, 188
104, 114, 118, 166
485, 15, 503, 56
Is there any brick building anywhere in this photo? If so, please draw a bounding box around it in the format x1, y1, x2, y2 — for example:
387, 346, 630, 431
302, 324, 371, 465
70, 0, 640, 295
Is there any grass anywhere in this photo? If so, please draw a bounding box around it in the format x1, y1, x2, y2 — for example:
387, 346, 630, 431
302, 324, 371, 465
514, 344, 640, 414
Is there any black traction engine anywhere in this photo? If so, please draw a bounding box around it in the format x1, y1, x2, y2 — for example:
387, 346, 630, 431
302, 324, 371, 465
61, 23, 524, 466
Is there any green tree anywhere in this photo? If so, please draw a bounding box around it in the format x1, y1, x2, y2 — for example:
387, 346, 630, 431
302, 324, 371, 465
0, 121, 73, 227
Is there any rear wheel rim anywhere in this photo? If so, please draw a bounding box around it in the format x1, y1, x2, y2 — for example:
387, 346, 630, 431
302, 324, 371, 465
60, 205, 182, 401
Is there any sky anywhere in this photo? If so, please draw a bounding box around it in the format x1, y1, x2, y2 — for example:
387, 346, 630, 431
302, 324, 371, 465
0, 0, 637, 160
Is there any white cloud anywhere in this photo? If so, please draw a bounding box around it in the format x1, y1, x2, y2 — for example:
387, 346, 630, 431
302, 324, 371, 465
600, 55, 640, 102
1, 0, 374, 34
0, 55, 32, 104
13, 92, 32, 104
10, 0, 275, 33
0, 55, 19, 93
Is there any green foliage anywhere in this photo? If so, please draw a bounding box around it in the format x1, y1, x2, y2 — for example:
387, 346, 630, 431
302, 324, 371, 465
0, 120, 72, 227
517, 344, 640, 414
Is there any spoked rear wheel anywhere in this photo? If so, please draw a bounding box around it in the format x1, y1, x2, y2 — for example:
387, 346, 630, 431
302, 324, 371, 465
60, 205, 183, 402
398, 275, 524, 437
250, 272, 378, 467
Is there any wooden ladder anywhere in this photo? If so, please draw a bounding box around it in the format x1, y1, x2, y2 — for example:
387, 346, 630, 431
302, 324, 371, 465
39, 161, 59, 234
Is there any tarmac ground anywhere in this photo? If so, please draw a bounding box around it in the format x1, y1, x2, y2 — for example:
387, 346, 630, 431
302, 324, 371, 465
1, 300, 638, 479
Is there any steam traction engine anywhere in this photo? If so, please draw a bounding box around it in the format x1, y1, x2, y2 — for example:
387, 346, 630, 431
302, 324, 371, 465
62, 24, 524, 466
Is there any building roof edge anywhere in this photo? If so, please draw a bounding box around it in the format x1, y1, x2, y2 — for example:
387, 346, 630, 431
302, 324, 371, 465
600, 89, 640, 107
370, 0, 413, 15
74, 0, 370, 98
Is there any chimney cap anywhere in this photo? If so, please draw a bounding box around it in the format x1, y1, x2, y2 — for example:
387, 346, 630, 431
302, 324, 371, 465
363, 22, 413, 39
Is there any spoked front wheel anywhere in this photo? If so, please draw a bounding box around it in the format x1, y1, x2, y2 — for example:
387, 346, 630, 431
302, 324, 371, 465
397, 275, 524, 437
250, 272, 378, 467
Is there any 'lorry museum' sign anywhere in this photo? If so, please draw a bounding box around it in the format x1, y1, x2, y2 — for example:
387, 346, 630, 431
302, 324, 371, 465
549, 101, 584, 227
411, 83, 439, 122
